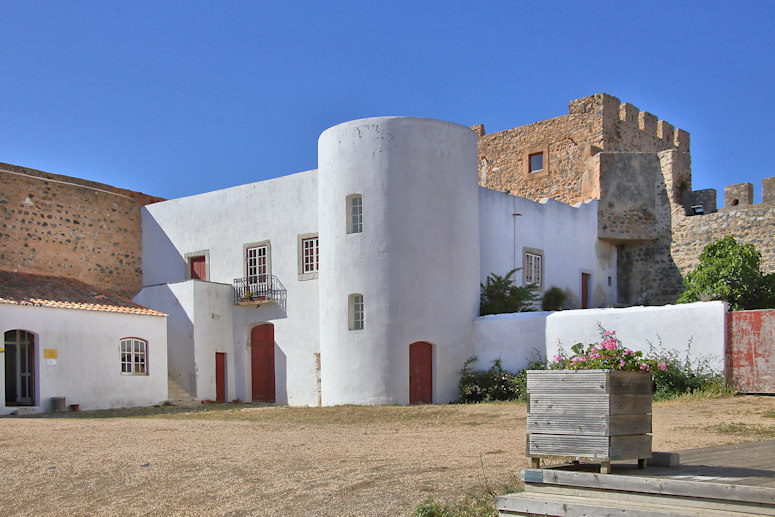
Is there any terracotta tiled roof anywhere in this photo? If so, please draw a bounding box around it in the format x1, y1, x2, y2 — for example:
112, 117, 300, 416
0, 270, 166, 317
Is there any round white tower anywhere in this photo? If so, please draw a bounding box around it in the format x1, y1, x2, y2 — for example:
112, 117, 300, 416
318, 117, 480, 405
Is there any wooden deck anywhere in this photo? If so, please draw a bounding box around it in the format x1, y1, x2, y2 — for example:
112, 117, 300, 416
498, 440, 775, 516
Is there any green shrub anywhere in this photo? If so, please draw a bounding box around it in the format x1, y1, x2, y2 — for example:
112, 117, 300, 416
677, 236, 775, 310
458, 357, 545, 403
541, 286, 567, 311
480, 269, 539, 316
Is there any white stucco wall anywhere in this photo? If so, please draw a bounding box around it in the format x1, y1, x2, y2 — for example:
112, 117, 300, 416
318, 117, 480, 405
0, 304, 167, 413
473, 312, 550, 372
139, 170, 321, 406
545, 301, 727, 371
478, 189, 617, 309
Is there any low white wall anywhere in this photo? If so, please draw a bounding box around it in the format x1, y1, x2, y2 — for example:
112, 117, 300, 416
473, 312, 549, 371
545, 302, 727, 371
1, 304, 167, 413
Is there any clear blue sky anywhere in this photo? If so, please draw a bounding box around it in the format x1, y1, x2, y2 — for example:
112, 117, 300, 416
2, 1, 773, 203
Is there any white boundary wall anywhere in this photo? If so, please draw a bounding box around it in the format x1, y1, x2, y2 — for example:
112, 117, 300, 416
546, 302, 727, 371
474, 302, 727, 373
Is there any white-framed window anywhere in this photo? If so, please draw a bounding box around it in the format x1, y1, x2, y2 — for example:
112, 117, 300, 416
349, 294, 364, 330
347, 194, 363, 234
298, 233, 320, 280
523, 248, 543, 288
120, 338, 148, 375
302, 236, 319, 273
246, 243, 269, 289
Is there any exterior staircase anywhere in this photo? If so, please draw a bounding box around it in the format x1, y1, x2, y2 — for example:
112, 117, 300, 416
167, 375, 200, 407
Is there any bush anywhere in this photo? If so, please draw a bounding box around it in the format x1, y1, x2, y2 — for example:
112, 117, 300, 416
458, 357, 545, 403
480, 269, 539, 316
541, 286, 567, 311
677, 236, 775, 310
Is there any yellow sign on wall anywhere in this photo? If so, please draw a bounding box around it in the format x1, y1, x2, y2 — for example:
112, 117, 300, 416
44, 349, 58, 359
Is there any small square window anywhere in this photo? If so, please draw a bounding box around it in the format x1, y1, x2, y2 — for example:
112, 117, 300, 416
529, 152, 543, 173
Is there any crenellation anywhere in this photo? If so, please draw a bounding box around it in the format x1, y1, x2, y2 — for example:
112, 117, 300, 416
470, 124, 485, 137
724, 182, 754, 208
657, 120, 674, 143
762, 176, 775, 204
674, 129, 690, 153
619, 103, 639, 124
638, 111, 658, 136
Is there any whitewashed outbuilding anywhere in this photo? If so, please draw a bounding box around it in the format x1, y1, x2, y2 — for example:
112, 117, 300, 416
0, 271, 168, 414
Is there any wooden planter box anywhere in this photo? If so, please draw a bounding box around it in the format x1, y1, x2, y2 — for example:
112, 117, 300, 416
526, 369, 652, 473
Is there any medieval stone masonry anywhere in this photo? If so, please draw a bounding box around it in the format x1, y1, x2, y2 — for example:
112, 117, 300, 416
0, 162, 163, 299
476, 93, 774, 306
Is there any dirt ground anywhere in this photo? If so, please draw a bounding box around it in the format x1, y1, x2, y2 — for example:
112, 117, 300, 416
0, 395, 773, 516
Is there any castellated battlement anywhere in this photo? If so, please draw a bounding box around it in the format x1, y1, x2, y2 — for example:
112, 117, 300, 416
603, 94, 690, 153
722, 177, 775, 208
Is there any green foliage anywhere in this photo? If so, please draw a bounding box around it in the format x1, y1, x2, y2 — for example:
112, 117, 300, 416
458, 357, 545, 403
541, 286, 567, 311
677, 236, 775, 311
550, 326, 730, 400
413, 494, 495, 517
480, 269, 539, 316
645, 340, 729, 400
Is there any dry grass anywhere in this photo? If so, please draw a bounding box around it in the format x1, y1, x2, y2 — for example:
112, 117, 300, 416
0, 395, 773, 516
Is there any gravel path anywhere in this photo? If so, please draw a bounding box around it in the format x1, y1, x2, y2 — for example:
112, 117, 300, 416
0, 396, 773, 516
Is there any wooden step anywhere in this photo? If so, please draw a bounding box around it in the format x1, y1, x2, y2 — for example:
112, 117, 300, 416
497, 467, 775, 516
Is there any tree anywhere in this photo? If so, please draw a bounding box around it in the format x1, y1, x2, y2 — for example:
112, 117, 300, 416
677, 236, 775, 310
480, 268, 539, 316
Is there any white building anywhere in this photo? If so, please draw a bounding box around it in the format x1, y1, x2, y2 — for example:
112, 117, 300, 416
0, 271, 168, 414
135, 117, 616, 406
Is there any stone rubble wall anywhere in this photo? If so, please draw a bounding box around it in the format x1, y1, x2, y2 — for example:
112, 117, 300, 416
0, 163, 163, 299
475, 93, 689, 206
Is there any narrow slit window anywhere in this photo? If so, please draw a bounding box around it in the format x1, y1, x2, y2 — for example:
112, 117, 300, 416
349, 294, 364, 330
347, 195, 363, 234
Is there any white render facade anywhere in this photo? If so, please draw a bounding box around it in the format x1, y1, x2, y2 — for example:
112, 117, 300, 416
0, 304, 168, 414
136, 116, 615, 406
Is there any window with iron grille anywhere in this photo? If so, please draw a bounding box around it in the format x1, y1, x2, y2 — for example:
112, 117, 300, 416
120, 338, 148, 375
349, 294, 364, 330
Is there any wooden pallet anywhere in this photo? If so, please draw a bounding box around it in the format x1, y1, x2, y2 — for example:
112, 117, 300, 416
497, 467, 775, 516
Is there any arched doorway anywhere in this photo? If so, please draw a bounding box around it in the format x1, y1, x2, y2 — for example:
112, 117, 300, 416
409, 341, 433, 404
251, 324, 275, 403
4, 330, 35, 406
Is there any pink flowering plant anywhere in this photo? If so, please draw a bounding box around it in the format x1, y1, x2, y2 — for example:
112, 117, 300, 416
550, 329, 666, 372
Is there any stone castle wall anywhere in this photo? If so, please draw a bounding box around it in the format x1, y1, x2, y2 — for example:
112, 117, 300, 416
0, 163, 163, 298
475, 93, 689, 206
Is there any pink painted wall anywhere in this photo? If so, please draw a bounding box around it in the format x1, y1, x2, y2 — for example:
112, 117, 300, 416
726, 309, 775, 393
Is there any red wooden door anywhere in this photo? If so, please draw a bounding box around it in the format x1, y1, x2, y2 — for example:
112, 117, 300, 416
581, 273, 591, 309
190, 256, 206, 280
251, 324, 275, 403
409, 341, 433, 404
215, 352, 226, 402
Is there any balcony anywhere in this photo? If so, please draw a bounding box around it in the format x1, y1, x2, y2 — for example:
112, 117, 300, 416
233, 275, 287, 306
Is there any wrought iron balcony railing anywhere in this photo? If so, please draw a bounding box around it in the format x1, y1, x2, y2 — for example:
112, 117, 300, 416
233, 275, 286, 306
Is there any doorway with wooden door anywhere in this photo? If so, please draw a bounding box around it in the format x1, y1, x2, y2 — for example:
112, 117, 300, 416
409, 341, 433, 404
250, 324, 275, 403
